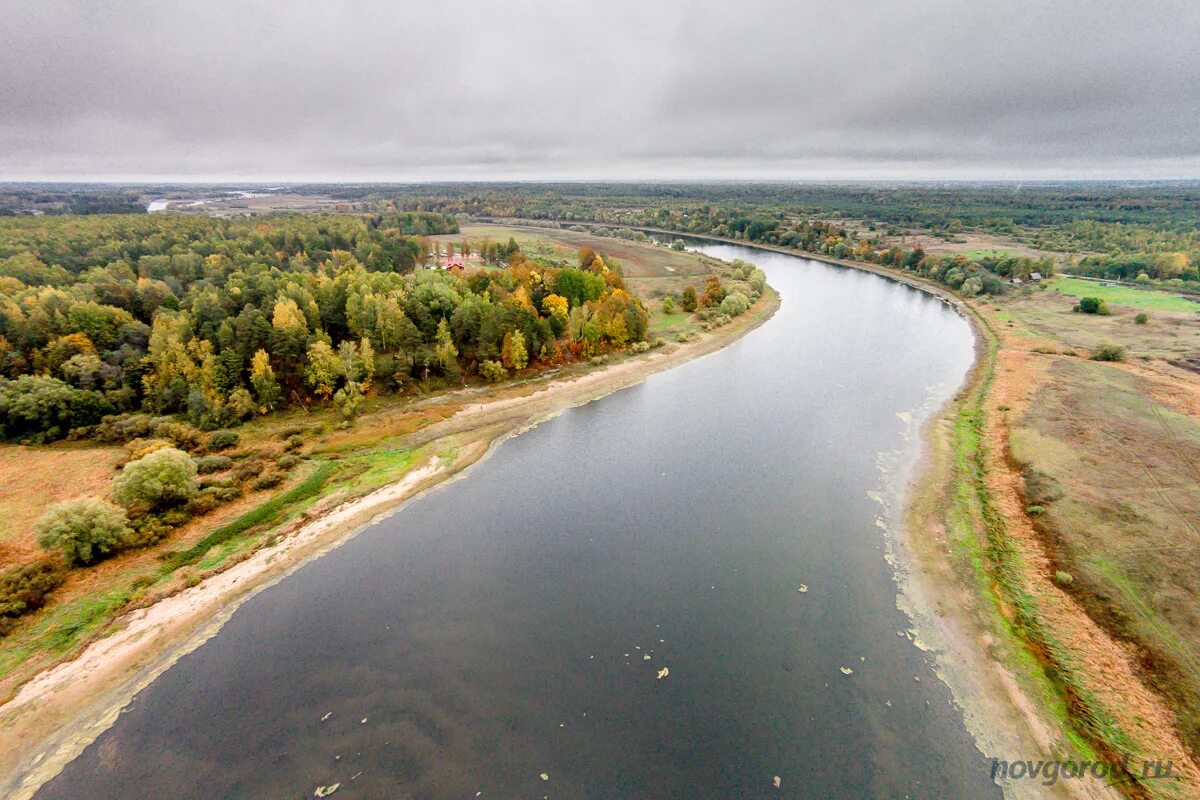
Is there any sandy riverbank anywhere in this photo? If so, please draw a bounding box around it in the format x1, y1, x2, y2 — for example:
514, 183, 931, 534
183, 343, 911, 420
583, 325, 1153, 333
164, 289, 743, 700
0, 290, 779, 799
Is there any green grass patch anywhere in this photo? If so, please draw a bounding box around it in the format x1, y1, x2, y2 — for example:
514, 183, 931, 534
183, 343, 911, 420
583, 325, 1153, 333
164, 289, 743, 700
1050, 277, 1200, 313
335, 443, 416, 495
164, 461, 335, 571
0, 585, 134, 678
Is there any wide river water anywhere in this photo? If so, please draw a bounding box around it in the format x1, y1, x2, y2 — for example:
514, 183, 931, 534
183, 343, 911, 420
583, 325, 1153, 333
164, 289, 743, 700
38, 243, 997, 798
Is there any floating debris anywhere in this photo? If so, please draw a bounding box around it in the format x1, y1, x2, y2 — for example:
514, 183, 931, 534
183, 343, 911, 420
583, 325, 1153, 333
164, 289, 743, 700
314, 784, 340, 797
643, 654, 651, 661
773, 776, 782, 789
797, 585, 808, 593
657, 667, 670, 680
540, 773, 549, 781
320, 712, 332, 722
839, 667, 854, 675
361, 718, 368, 724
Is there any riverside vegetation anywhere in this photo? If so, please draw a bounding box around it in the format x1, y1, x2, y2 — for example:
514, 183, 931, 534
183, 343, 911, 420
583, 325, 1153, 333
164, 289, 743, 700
0, 216, 770, 700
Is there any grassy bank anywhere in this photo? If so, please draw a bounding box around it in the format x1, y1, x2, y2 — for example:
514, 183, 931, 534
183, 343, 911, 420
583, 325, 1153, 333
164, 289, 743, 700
943, 305, 1191, 798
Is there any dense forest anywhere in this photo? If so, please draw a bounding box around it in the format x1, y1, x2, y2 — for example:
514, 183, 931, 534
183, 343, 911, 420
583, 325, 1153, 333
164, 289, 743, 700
0, 212, 650, 442
283, 182, 1198, 284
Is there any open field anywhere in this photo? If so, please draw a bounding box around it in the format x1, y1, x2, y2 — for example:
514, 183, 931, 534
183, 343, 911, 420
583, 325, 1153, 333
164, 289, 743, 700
1049, 277, 1200, 313
951, 276, 1200, 795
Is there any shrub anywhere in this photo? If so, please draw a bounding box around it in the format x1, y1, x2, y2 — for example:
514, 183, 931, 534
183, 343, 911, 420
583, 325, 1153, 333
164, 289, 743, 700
284, 434, 304, 452
123, 437, 174, 462
662, 296, 676, 314
1054, 570, 1074, 587
681, 286, 698, 312
277, 453, 301, 470
1026, 505, 1046, 516
152, 420, 204, 451
252, 469, 284, 490
194, 454, 233, 474
207, 429, 239, 451
1091, 343, 1126, 362
479, 359, 507, 382
93, 414, 159, 444
719, 291, 750, 317
1073, 297, 1110, 315
279, 425, 305, 439
185, 484, 240, 516
34, 498, 132, 566
0, 561, 66, 633
112, 447, 198, 510
1134, 312, 1149, 325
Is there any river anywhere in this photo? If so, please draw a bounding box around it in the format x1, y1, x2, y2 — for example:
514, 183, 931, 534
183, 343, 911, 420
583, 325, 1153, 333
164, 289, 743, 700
36, 243, 996, 798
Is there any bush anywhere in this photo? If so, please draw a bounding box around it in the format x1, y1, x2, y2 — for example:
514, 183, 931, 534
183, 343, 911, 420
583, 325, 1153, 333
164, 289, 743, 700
152, 420, 204, 451
112, 447, 198, 511
34, 498, 132, 566
1134, 312, 1149, 325
719, 292, 750, 317
185, 485, 240, 516
207, 429, 239, 451
194, 454, 233, 474
681, 286, 698, 312
0, 560, 66, 633
1091, 343, 1126, 362
1054, 570, 1074, 587
252, 469, 284, 490
277, 453, 301, 470
662, 296, 676, 314
1073, 297, 1110, 315
284, 434, 304, 452
279, 425, 305, 439
479, 359, 507, 382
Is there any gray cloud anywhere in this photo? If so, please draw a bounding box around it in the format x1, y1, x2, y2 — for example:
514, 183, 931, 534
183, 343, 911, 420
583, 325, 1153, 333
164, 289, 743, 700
1, 0, 1197, 180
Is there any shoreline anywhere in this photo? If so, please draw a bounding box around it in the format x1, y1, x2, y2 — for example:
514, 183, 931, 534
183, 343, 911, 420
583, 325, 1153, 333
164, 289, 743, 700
530, 223, 1195, 797
0, 290, 779, 799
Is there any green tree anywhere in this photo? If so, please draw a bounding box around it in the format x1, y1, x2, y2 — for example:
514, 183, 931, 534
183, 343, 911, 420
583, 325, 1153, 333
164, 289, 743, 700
433, 318, 459, 375
681, 286, 698, 312
34, 498, 132, 566
111, 447, 198, 511
305, 340, 343, 399
249, 349, 281, 412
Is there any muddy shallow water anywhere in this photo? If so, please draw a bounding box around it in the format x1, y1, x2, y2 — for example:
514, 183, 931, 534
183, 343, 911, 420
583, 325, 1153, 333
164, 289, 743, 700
38, 244, 995, 799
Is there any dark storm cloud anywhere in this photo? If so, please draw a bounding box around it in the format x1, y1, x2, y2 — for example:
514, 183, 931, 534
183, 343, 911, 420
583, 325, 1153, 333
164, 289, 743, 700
1, 0, 1197, 179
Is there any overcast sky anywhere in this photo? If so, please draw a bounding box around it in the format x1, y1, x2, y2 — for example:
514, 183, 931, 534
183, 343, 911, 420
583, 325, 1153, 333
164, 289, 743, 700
1, 0, 1198, 181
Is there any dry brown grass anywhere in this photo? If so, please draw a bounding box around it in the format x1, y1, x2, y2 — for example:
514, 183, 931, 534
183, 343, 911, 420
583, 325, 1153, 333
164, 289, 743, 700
0, 445, 121, 561
972, 283, 1200, 785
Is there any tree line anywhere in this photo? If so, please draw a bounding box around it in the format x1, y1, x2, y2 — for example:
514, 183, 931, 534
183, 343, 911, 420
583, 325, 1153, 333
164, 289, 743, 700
0, 213, 648, 441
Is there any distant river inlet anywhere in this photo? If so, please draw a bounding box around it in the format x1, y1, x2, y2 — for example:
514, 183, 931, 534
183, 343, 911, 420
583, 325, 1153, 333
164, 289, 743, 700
37, 244, 996, 798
